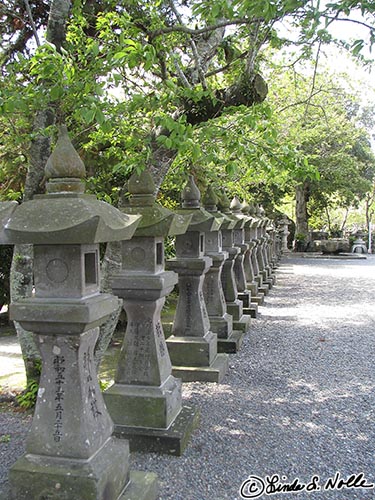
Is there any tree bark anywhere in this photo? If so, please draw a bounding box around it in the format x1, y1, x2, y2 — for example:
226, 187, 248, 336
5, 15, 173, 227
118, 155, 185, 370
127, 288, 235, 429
9, 2, 70, 389
10, 109, 55, 386
95, 241, 123, 371
183, 73, 268, 125
295, 181, 310, 250
148, 73, 268, 191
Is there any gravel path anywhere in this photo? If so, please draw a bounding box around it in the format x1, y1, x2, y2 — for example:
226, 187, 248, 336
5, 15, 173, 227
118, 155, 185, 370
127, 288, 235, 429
1, 255, 375, 500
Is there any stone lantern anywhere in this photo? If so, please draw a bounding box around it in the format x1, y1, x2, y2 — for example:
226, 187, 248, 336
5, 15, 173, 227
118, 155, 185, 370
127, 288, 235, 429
166, 175, 229, 383
202, 185, 245, 353
0, 203, 17, 240
257, 206, 276, 287
4, 126, 157, 500
351, 232, 368, 254
217, 191, 251, 334
267, 220, 279, 270
279, 215, 291, 253
229, 196, 258, 318
250, 205, 270, 296
241, 201, 264, 305
104, 169, 199, 455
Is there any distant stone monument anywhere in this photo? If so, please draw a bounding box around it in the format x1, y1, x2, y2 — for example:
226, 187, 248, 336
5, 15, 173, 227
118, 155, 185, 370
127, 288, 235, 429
267, 221, 279, 270
104, 169, 199, 455
3, 126, 158, 500
202, 185, 245, 353
351, 233, 368, 254
321, 238, 351, 254
166, 176, 229, 383
279, 215, 291, 253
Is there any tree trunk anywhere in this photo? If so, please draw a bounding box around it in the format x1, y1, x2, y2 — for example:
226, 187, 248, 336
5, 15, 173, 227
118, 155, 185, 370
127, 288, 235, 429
9, 1, 70, 389
295, 181, 310, 250
325, 206, 332, 234
94, 241, 123, 371
10, 110, 55, 387
341, 207, 349, 233
95, 73, 269, 365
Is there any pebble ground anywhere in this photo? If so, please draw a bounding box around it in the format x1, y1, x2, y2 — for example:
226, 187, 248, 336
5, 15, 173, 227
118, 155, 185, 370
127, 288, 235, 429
1, 255, 374, 500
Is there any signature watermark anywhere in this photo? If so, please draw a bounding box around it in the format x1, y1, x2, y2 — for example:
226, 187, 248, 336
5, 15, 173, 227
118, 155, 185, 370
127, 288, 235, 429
240, 472, 374, 498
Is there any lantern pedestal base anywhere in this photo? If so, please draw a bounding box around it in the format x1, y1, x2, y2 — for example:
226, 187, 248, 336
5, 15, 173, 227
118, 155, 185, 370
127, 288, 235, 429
10, 437, 158, 500
218, 330, 245, 353
113, 405, 199, 456
171, 353, 229, 383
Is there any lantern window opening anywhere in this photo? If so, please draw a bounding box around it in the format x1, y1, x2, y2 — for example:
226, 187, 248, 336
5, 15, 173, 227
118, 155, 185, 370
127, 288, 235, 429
156, 242, 163, 266
84, 251, 98, 286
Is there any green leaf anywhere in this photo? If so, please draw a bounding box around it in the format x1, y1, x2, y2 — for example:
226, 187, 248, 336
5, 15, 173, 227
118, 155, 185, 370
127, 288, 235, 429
50, 86, 63, 101
80, 107, 96, 123
113, 51, 127, 60
95, 108, 105, 125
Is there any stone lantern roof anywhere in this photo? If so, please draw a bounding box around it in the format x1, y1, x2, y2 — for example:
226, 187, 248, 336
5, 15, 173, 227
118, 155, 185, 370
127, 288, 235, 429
202, 185, 229, 228
122, 169, 191, 237
202, 184, 218, 212
217, 191, 244, 229
256, 204, 270, 228
229, 196, 248, 228
247, 203, 261, 228
3, 126, 141, 244
177, 175, 221, 232
0, 202, 17, 243
239, 199, 255, 229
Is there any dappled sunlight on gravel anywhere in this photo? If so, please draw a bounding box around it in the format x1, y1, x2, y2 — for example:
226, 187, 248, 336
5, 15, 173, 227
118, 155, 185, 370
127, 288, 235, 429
2, 255, 375, 500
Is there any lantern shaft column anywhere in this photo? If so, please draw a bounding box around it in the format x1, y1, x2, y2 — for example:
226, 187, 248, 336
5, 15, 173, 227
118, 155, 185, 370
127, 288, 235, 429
104, 172, 199, 455
218, 193, 251, 334
166, 176, 229, 383
202, 186, 245, 353
4, 126, 157, 500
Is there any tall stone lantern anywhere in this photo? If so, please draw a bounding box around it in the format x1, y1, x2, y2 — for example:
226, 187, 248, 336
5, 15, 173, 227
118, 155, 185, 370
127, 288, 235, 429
279, 215, 291, 253
202, 185, 245, 353
250, 205, 270, 296
217, 191, 251, 334
229, 196, 258, 318
4, 127, 158, 500
241, 201, 264, 305
104, 169, 199, 455
257, 207, 276, 287
166, 176, 229, 383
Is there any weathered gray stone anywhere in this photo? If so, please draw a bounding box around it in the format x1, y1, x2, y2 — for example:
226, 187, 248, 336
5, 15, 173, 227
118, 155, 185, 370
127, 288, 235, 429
105, 169, 199, 455
230, 197, 258, 318
217, 192, 251, 334
256, 206, 276, 287
351, 236, 367, 254
4, 126, 157, 500
0, 201, 17, 244
241, 201, 264, 306
166, 176, 229, 382
202, 186, 244, 353
249, 205, 270, 296
114, 406, 199, 456
279, 215, 291, 253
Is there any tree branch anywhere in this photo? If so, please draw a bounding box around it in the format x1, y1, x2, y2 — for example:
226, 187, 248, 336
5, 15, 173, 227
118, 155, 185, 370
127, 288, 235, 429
205, 51, 248, 77
150, 17, 265, 38
302, 40, 322, 125
324, 15, 375, 32
168, 0, 207, 89
23, 0, 41, 47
